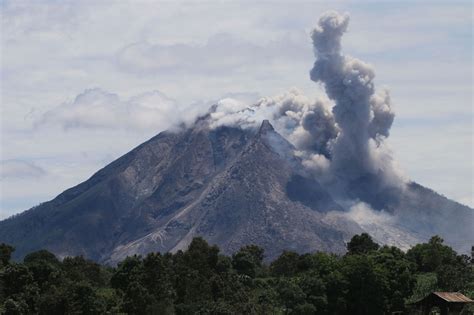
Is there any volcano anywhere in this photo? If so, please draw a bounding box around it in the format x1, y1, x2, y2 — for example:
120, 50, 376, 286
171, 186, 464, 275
1, 11, 472, 263
0, 117, 472, 263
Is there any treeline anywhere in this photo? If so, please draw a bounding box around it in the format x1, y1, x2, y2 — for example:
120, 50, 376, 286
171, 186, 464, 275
0, 234, 473, 315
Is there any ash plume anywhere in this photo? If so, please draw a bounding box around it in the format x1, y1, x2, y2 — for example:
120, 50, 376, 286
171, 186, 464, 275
206, 11, 402, 192
209, 89, 339, 165
310, 11, 397, 183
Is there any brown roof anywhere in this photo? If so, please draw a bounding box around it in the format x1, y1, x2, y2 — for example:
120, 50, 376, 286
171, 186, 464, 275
433, 292, 473, 303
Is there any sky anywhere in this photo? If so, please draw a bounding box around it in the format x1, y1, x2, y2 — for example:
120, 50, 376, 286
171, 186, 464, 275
0, 0, 472, 219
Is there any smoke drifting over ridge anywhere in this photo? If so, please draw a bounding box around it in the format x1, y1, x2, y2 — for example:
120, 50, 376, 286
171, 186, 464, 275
203, 12, 474, 253
208, 11, 402, 190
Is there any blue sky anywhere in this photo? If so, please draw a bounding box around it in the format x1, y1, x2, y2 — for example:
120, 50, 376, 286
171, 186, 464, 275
0, 0, 472, 218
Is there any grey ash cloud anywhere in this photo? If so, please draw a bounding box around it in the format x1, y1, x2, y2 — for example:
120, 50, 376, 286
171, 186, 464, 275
207, 11, 401, 189
310, 11, 397, 183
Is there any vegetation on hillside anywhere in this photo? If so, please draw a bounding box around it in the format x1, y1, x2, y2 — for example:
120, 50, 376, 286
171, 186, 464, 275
0, 234, 472, 314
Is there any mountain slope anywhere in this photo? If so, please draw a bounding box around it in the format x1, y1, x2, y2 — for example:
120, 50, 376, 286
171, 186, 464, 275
0, 119, 472, 263
0, 118, 252, 261
106, 120, 347, 263
0, 120, 347, 262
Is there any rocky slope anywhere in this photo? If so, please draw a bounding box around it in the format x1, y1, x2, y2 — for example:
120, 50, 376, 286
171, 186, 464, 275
0, 119, 472, 263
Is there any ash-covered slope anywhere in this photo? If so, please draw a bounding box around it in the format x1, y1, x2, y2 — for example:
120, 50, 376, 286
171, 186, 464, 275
0, 117, 249, 261
0, 119, 472, 263
0, 119, 347, 263
106, 120, 346, 263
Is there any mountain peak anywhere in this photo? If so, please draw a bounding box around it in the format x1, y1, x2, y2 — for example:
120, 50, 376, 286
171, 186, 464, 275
259, 119, 274, 134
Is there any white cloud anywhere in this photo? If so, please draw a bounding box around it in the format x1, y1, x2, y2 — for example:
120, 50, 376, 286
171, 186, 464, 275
37, 88, 185, 131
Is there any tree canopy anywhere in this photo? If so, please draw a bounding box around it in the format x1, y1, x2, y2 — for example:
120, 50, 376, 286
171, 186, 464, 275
0, 234, 472, 314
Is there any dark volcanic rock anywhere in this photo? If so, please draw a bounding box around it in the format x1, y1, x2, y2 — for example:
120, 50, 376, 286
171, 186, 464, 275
0, 120, 346, 263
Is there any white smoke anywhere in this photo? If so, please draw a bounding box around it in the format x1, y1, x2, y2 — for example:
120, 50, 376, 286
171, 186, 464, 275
329, 201, 422, 251
209, 89, 340, 176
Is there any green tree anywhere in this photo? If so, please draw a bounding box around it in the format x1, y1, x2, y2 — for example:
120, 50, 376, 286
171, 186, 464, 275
2, 235, 472, 315
95, 288, 122, 314
23, 250, 61, 289
1, 263, 39, 314
173, 238, 220, 312
407, 273, 438, 303
298, 273, 327, 312
276, 278, 306, 313
110, 255, 144, 292
184, 237, 220, 274
232, 245, 264, 278
62, 256, 109, 287
293, 302, 317, 315
270, 251, 300, 277
341, 254, 387, 315
37, 284, 68, 315
0, 244, 14, 266
347, 233, 379, 255
371, 246, 416, 313
122, 280, 154, 314
406, 236, 457, 272
215, 255, 232, 273
436, 255, 473, 291
3, 298, 29, 315
2, 264, 34, 298
66, 281, 105, 315
142, 252, 175, 312
324, 270, 348, 315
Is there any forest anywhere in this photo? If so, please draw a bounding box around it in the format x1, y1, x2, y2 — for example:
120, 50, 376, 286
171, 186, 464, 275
0, 234, 473, 315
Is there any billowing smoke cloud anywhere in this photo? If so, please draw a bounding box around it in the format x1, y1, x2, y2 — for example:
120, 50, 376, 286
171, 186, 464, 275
206, 11, 402, 190
369, 89, 394, 140
209, 89, 339, 165
200, 11, 474, 253
310, 11, 396, 182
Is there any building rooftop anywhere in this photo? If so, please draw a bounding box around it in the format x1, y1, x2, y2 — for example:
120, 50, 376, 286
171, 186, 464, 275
432, 292, 473, 303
